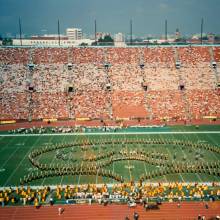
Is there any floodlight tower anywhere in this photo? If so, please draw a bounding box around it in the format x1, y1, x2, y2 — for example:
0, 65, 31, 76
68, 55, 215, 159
165, 19, 168, 41
130, 19, 133, 45
200, 18, 204, 45
57, 19, 61, 46
94, 19, 97, 44
19, 17, 22, 46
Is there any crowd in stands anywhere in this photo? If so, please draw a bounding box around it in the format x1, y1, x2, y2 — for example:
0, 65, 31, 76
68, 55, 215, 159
0, 46, 220, 121
177, 47, 211, 65
0, 182, 220, 207
213, 47, 220, 62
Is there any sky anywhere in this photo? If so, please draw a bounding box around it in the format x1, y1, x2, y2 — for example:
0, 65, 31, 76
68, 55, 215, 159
0, 0, 219, 38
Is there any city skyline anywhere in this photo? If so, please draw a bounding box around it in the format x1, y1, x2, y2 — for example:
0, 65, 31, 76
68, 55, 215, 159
0, 0, 219, 38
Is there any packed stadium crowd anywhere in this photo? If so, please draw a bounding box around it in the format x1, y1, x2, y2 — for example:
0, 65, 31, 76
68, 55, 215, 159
0, 46, 220, 122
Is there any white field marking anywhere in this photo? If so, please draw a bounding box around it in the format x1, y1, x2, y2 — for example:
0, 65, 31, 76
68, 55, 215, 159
143, 162, 148, 177
59, 136, 69, 186
183, 133, 204, 182
195, 173, 203, 182
111, 137, 115, 184
135, 134, 153, 181
0, 137, 16, 153
0, 146, 21, 169
96, 137, 101, 185
172, 132, 187, 182
192, 133, 218, 182
95, 168, 99, 185
193, 133, 219, 182
41, 135, 59, 186
173, 133, 186, 182
1, 131, 220, 137
159, 133, 181, 182
3, 136, 41, 186
126, 145, 132, 181
77, 137, 89, 185
205, 134, 220, 162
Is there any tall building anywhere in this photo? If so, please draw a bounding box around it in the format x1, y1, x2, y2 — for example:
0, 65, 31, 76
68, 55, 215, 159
66, 28, 83, 40
115, 33, 124, 42
114, 33, 126, 47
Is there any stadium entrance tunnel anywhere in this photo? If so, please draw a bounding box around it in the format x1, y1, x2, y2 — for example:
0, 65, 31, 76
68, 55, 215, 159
20, 139, 220, 185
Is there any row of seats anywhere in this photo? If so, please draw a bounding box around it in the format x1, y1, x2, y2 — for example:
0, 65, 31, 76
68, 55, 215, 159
1, 89, 220, 120
0, 47, 218, 65
1, 63, 217, 92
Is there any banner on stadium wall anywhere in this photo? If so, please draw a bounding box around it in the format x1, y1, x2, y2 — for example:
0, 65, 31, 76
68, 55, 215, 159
0, 120, 16, 124
116, 117, 130, 121
203, 116, 217, 119
43, 118, 57, 122
76, 118, 91, 121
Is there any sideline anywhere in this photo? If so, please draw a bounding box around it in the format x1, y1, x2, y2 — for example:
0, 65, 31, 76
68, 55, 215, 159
1, 131, 220, 137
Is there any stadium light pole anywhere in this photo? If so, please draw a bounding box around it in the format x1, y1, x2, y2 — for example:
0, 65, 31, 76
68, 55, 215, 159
130, 19, 133, 46
165, 19, 168, 42
94, 19, 97, 44
200, 18, 204, 45
19, 17, 22, 46
58, 19, 61, 46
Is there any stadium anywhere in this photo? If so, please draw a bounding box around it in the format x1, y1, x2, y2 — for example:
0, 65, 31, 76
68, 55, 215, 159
0, 45, 220, 219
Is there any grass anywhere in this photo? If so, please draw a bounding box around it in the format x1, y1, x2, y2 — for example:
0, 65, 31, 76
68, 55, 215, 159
0, 126, 220, 187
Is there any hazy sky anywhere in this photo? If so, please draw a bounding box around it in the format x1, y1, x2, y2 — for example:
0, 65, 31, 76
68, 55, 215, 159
0, 0, 219, 37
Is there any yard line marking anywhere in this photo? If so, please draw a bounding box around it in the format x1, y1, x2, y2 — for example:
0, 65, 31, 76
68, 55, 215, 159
0, 137, 16, 153
205, 134, 220, 162
183, 133, 204, 182
159, 135, 181, 182
41, 135, 57, 186
173, 133, 187, 182
135, 134, 154, 182
0, 146, 20, 169
77, 136, 88, 185
196, 173, 203, 182
195, 134, 220, 182
126, 145, 132, 181
95, 138, 102, 185
95, 168, 99, 185
111, 136, 115, 184
3, 136, 41, 186
59, 136, 68, 186
193, 133, 219, 182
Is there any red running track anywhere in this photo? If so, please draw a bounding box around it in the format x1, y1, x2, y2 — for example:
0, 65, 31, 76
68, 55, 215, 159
0, 202, 220, 220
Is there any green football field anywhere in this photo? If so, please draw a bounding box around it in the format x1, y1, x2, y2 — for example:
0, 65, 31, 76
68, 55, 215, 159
0, 125, 220, 187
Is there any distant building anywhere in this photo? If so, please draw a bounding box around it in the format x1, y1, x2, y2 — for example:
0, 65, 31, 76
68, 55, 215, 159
207, 33, 215, 43
114, 33, 126, 47
0, 40, 2, 46
96, 32, 110, 40
66, 28, 83, 40
115, 33, 124, 42
12, 35, 94, 47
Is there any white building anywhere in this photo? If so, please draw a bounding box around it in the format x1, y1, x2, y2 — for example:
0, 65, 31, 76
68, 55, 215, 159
0, 40, 2, 46
66, 28, 82, 40
114, 33, 126, 47
12, 36, 94, 47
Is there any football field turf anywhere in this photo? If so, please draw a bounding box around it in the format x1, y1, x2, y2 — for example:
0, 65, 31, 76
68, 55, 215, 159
0, 125, 220, 187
